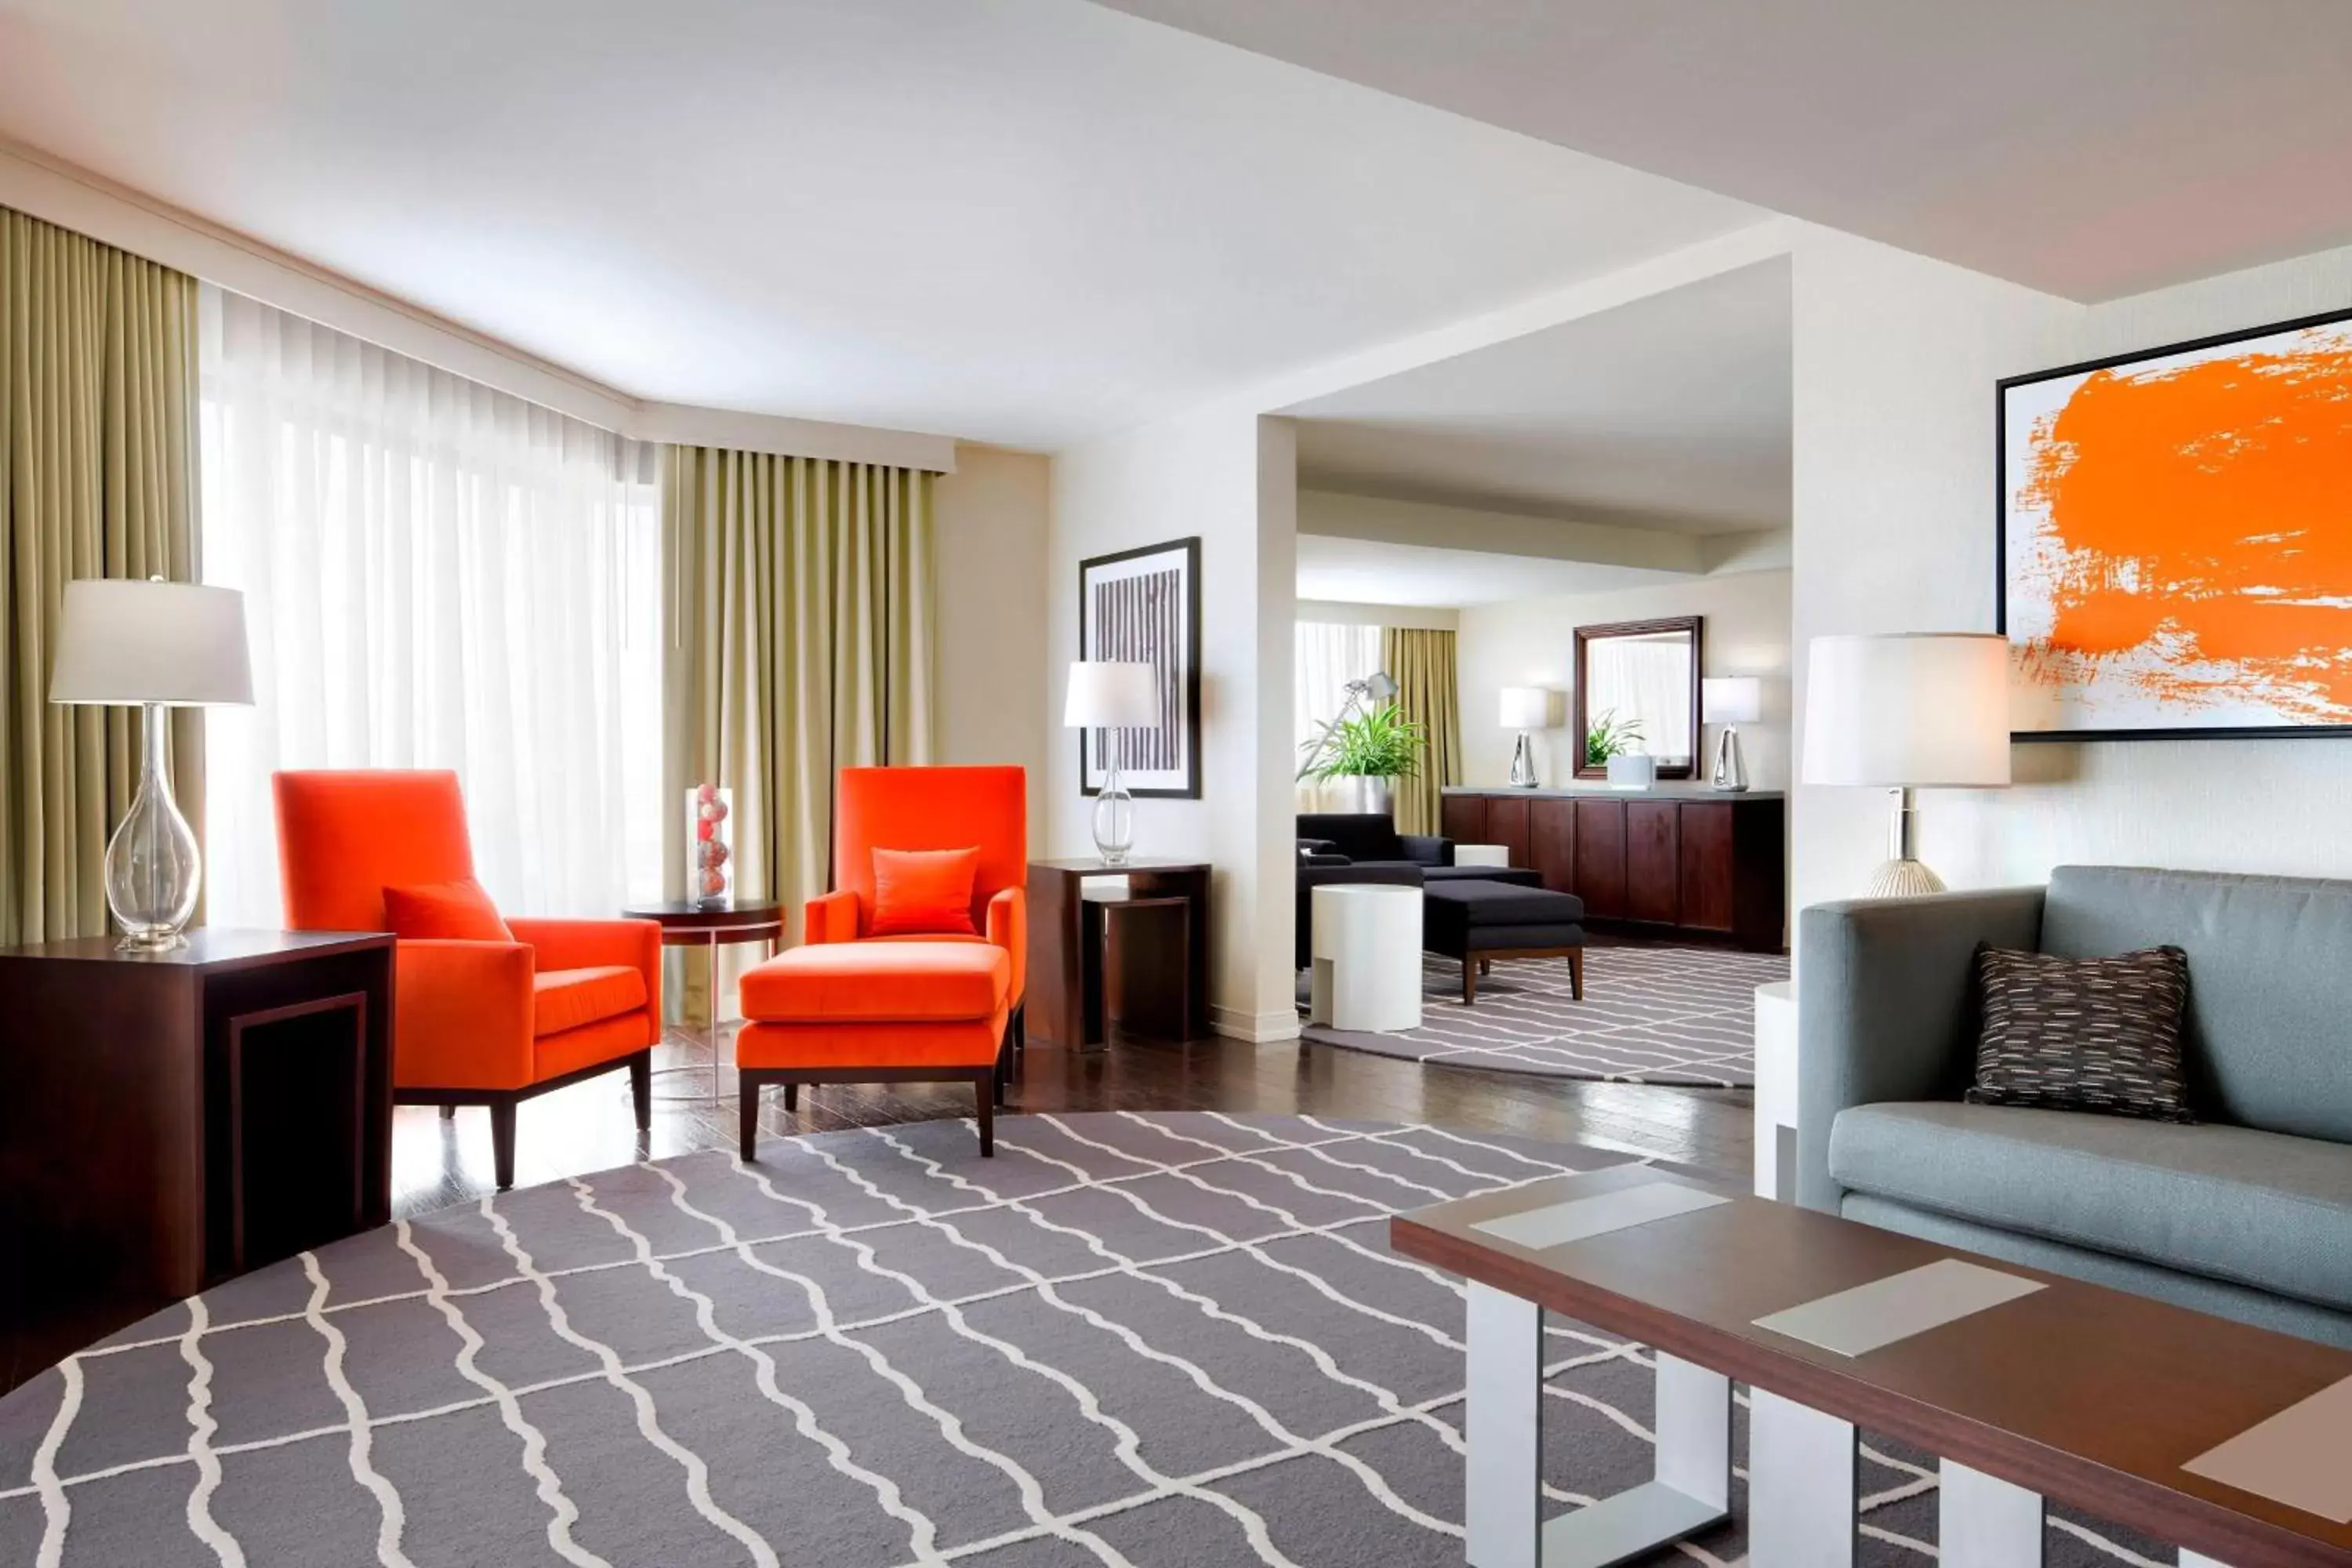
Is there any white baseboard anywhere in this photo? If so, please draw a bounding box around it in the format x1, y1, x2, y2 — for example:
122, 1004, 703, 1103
1210, 1005, 1303, 1044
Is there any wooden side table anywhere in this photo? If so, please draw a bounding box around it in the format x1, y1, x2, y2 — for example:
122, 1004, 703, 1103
0, 929, 394, 1393
621, 900, 785, 1101
1026, 858, 1210, 1048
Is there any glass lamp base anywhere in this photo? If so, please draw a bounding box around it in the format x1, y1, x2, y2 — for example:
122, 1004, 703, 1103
1093, 770, 1135, 865
106, 705, 201, 951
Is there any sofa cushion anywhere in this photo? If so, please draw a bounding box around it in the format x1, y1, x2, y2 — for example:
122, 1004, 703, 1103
383, 877, 514, 943
869, 845, 982, 937
1966, 944, 2194, 1122
2042, 866, 2352, 1141
1423, 880, 1587, 926
532, 965, 648, 1037
740, 942, 1008, 1024
1829, 1101, 2352, 1312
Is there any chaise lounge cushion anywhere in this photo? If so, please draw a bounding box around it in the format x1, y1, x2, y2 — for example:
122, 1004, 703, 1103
1828, 1100, 2352, 1312
741, 942, 1008, 1024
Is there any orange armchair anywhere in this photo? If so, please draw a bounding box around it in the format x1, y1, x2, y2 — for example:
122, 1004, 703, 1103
273, 770, 661, 1190
805, 764, 1028, 1025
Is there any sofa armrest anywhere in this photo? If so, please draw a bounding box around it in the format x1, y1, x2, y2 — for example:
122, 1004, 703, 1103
804, 890, 860, 944
1795, 887, 2045, 1213
394, 939, 535, 1091
1296, 837, 1339, 856
1400, 834, 1452, 866
508, 917, 662, 1024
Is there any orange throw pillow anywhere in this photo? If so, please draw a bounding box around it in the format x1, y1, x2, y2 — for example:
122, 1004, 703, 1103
383, 877, 514, 942
869, 847, 981, 937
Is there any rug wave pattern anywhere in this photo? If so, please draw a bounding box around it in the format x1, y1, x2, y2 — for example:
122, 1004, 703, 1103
1302, 946, 1788, 1086
0, 1112, 2159, 1566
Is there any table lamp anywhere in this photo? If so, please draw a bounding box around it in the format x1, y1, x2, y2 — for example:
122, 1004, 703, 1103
1701, 676, 1762, 793
1802, 633, 2009, 897
49, 577, 254, 949
1499, 687, 1548, 787
1064, 660, 1159, 865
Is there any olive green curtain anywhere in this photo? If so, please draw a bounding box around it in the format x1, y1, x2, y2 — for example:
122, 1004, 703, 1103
662, 446, 935, 1014
1381, 626, 1461, 837
0, 205, 201, 945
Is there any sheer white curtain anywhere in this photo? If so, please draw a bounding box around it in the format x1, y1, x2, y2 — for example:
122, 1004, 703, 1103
199, 287, 663, 925
1294, 620, 1381, 810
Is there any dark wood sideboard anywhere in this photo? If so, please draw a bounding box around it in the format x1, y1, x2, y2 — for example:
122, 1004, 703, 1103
1441, 789, 1786, 951
0, 930, 395, 1392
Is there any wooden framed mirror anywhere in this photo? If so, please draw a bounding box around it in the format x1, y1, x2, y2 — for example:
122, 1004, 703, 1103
1573, 616, 1704, 779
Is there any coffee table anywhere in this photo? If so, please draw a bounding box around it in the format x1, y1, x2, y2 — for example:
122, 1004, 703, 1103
1392, 1165, 2352, 1568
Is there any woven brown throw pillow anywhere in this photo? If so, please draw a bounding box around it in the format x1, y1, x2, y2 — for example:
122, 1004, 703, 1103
1965, 944, 2194, 1122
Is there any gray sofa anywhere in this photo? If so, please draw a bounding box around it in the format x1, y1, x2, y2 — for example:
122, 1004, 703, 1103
1800, 865, 2352, 1349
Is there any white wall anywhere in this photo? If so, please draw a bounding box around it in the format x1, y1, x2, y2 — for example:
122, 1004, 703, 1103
1296, 600, 1458, 630
1790, 227, 2352, 915
934, 445, 1052, 846
1049, 410, 1299, 1040
1457, 569, 1792, 789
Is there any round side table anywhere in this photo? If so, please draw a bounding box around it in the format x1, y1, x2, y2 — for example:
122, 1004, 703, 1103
622, 900, 786, 1102
1308, 884, 1423, 1033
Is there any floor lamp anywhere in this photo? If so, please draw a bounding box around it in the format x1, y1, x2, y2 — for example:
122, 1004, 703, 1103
1802, 633, 2010, 897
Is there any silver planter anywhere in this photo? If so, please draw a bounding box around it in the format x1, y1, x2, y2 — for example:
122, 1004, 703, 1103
1327, 775, 1396, 816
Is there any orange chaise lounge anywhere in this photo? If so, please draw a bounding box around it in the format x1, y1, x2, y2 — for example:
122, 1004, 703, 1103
274, 770, 661, 1190
736, 764, 1026, 1158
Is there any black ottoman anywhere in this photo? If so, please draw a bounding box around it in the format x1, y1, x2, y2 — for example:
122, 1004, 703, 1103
1421, 880, 1586, 1004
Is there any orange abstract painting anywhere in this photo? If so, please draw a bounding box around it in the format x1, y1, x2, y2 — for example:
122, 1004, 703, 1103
2002, 313, 2352, 736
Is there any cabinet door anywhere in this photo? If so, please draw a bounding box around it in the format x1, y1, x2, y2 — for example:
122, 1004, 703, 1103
1485, 796, 1532, 868
1572, 798, 1627, 917
1626, 800, 1680, 925
1439, 793, 1486, 846
1678, 802, 1737, 933
1528, 798, 1576, 893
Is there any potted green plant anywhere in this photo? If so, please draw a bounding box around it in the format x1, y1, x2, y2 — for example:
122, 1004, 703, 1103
1304, 702, 1427, 815
1583, 708, 1645, 768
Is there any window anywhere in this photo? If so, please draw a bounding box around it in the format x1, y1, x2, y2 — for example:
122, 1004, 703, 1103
198, 287, 662, 924
1294, 620, 1381, 806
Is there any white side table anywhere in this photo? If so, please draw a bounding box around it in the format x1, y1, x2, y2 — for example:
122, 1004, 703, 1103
1452, 844, 1511, 868
1754, 979, 1796, 1200
1309, 884, 1423, 1033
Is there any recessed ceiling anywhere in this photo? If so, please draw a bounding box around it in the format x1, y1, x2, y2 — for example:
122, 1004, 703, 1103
1287, 257, 1791, 534
0, 0, 1766, 448
1296, 535, 1686, 607
1095, 0, 2352, 302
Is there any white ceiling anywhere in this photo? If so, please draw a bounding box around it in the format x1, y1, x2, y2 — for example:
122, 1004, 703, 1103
0, 0, 1764, 448
1288, 258, 1791, 534
1097, 0, 2352, 303
1295, 535, 1686, 608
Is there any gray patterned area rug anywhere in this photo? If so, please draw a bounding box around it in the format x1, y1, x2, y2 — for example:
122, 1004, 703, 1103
0, 1112, 2163, 1567
1301, 946, 1788, 1087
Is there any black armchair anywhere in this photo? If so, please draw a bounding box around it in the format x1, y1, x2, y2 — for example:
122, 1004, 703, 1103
1294, 812, 1451, 868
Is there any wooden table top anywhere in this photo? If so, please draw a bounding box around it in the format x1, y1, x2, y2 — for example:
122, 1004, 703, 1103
620, 900, 785, 935
1392, 1166, 2352, 1568
0, 927, 393, 971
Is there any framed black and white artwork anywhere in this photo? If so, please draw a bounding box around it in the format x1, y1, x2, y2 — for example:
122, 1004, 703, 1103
1078, 536, 1201, 799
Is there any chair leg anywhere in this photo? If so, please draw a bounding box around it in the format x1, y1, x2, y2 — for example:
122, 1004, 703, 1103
629, 1049, 652, 1131
976, 1074, 996, 1157
1568, 948, 1585, 1002
739, 1081, 761, 1160
782, 1080, 799, 1112
438, 1103, 456, 1121
1011, 1001, 1025, 1051
489, 1100, 517, 1192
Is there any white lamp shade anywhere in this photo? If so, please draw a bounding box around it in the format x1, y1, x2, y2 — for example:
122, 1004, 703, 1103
1063, 661, 1159, 728
1802, 633, 2011, 787
49, 579, 253, 706
1701, 676, 1762, 724
1498, 686, 1549, 728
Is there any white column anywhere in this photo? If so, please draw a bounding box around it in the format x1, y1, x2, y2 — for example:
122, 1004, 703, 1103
1748, 1387, 1857, 1567
1465, 1282, 1541, 1568
1940, 1458, 2043, 1566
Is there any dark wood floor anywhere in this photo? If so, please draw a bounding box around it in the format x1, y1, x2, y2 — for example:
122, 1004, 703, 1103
393, 1018, 1755, 1219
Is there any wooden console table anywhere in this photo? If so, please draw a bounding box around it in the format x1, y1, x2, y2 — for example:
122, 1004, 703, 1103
0, 929, 394, 1392
1025, 858, 1210, 1047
